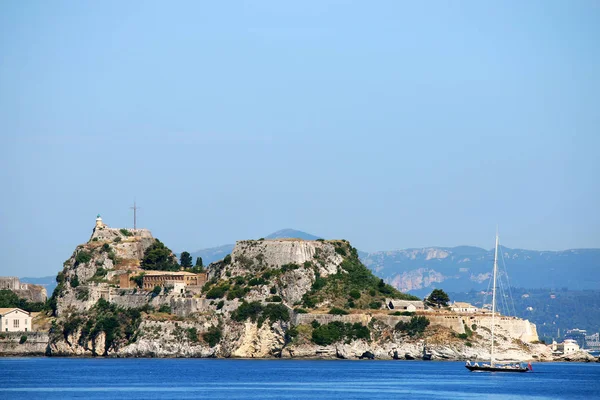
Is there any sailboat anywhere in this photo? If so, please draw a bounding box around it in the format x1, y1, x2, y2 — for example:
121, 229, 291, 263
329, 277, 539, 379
465, 232, 532, 373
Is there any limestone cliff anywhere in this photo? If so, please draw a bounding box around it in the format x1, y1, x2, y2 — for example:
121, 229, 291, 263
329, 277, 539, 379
19, 224, 557, 362
52, 225, 155, 317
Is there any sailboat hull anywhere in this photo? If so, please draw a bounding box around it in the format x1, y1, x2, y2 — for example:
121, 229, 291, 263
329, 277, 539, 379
466, 365, 529, 373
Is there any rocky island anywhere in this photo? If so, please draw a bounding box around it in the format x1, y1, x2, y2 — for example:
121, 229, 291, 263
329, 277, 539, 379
2, 216, 594, 362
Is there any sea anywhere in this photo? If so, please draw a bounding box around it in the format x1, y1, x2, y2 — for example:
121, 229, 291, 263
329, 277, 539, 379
1, 358, 598, 399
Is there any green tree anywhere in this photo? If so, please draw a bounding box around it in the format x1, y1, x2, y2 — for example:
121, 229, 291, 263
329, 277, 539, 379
203, 325, 222, 347
140, 239, 179, 271
426, 289, 450, 308
195, 257, 203, 267
395, 316, 430, 337
130, 273, 145, 289
180, 251, 192, 268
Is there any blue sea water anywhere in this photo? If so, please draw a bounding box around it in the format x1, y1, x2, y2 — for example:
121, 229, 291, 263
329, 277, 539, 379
0, 358, 598, 400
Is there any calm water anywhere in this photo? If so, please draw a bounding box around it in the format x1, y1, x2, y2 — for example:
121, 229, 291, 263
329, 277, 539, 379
1, 358, 598, 399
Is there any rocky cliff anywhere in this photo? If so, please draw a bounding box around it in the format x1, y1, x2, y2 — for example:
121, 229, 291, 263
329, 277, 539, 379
8, 223, 560, 362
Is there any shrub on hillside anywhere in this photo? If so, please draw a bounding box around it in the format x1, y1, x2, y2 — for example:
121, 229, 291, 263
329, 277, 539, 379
75, 251, 92, 266
140, 239, 179, 271
395, 316, 430, 337
311, 321, 370, 346
203, 325, 222, 347
158, 304, 171, 313
206, 284, 229, 299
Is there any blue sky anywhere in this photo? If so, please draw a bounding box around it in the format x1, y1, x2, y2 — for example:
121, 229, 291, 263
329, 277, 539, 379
1, 1, 599, 277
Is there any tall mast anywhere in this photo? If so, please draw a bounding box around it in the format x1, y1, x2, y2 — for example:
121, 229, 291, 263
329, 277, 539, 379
130, 201, 139, 231
491, 231, 499, 366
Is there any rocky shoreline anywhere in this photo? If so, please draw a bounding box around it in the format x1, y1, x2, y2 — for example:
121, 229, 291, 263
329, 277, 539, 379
5, 221, 595, 365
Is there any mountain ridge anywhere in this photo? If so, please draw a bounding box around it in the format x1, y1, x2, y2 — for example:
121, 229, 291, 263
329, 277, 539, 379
185, 229, 600, 294
26, 229, 600, 296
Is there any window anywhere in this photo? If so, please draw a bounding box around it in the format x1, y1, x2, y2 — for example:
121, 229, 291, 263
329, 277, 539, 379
14, 319, 20, 328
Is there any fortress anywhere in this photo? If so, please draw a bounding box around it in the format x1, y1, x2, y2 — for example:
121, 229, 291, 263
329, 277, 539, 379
0, 277, 47, 303
0, 277, 27, 291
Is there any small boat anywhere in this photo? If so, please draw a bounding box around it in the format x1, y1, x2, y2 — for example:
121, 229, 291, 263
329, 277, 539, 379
466, 360, 531, 373
465, 232, 532, 373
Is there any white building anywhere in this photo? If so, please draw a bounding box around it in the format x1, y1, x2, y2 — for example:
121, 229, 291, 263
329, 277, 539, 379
451, 302, 478, 313
386, 299, 425, 312
0, 308, 32, 332
551, 339, 580, 355
563, 339, 580, 355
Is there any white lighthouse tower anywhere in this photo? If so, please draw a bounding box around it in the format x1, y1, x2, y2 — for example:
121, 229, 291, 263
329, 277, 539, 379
95, 214, 106, 229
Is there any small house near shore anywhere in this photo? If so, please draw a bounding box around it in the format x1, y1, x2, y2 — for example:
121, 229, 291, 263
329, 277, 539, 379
0, 308, 32, 332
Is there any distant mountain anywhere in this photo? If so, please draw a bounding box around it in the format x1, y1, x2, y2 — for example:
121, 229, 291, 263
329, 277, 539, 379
265, 229, 322, 241
188, 229, 321, 265
361, 246, 600, 296
188, 244, 235, 267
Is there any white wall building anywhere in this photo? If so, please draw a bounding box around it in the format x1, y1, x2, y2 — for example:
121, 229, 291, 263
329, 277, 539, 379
563, 339, 580, 355
451, 302, 478, 313
386, 299, 425, 312
0, 308, 32, 332
551, 339, 580, 355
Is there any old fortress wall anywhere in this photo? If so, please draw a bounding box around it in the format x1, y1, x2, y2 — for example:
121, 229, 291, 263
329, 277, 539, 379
424, 312, 539, 342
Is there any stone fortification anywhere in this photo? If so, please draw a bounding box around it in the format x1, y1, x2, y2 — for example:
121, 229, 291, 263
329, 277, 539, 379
0, 277, 21, 291
54, 220, 157, 316
0, 332, 49, 356
0, 277, 47, 303
424, 312, 539, 343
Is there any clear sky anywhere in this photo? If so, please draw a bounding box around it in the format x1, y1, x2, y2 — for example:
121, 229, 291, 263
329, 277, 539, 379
1, 1, 599, 277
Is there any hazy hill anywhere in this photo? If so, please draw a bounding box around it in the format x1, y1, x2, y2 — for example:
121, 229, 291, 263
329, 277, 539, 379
265, 229, 321, 241
361, 246, 600, 296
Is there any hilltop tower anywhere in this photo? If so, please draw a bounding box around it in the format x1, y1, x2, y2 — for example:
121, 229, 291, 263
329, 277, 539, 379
95, 214, 106, 229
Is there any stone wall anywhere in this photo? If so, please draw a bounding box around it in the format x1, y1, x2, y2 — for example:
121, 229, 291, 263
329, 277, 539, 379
293, 313, 370, 326
0, 332, 49, 356
292, 311, 538, 343
0, 277, 20, 290
424, 312, 539, 342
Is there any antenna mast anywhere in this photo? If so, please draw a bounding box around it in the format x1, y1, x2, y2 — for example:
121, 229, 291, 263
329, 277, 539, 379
130, 201, 140, 230
491, 231, 499, 367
